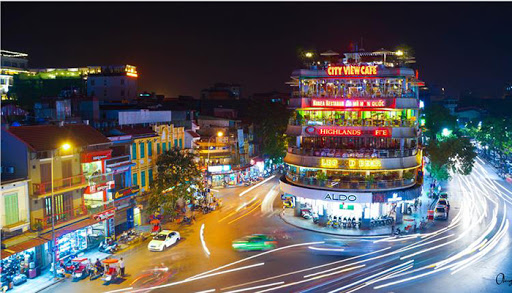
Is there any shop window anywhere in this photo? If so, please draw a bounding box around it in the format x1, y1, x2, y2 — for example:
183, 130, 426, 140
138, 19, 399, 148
141, 171, 146, 187
148, 141, 152, 157
133, 173, 137, 186
140, 142, 145, 158
132, 143, 137, 160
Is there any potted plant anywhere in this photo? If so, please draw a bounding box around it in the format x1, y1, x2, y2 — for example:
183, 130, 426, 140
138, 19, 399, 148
365, 174, 375, 189
33, 221, 43, 232
316, 171, 328, 187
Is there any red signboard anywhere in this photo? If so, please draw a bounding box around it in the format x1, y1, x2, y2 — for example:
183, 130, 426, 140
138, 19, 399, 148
92, 208, 115, 222
82, 150, 112, 163
305, 126, 392, 137
310, 98, 394, 108
327, 65, 378, 76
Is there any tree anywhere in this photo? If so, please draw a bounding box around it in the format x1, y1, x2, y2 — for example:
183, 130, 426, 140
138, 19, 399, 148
147, 148, 204, 218
423, 105, 458, 141
426, 136, 476, 181
248, 99, 292, 162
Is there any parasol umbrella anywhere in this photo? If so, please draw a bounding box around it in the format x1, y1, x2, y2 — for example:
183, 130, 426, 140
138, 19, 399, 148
102, 258, 119, 264
150, 219, 161, 225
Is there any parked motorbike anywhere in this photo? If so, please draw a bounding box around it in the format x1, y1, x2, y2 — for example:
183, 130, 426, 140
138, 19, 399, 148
99, 239, 119, 254
71, 258, 90, 281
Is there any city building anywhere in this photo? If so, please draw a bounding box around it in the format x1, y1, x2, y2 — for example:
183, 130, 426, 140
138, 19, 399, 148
0, 50, 29, 101
281, 48, 424, 228
251, 91, 291, 105
1, 124, 115, 277
1, 178, 31, 240
86, 65, 138, 103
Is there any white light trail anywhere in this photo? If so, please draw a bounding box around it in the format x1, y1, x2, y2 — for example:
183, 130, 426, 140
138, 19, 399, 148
200, 224, 211, 257
239, 175, 276, 197
224, 282, 285, 293
195, 290, 216, 293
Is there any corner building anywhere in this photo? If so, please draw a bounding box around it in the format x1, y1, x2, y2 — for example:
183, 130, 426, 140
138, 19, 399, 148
280, 49, 424, 227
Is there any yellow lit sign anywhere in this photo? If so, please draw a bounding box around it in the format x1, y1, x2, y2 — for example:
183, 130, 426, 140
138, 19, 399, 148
320, 158, 338, 168
348, 159, 382, 169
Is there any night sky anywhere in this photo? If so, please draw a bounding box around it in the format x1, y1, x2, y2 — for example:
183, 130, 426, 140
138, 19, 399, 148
2, 2, 512, 99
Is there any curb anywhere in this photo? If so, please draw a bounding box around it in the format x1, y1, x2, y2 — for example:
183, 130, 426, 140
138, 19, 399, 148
34, 278, 64, 293
279, 211, 392, 237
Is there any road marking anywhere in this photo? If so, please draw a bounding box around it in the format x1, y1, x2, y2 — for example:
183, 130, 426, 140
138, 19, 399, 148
239, 175, 276, 197
228, 201, 262, 225
223, 282, 285, 293
200, 224, 211, 257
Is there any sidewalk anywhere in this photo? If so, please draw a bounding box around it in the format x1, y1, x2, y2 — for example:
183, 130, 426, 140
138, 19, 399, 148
8, 250, 111, 293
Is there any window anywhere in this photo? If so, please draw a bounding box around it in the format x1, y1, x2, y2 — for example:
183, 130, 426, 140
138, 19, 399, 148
141, 171, 146, 187
149, 169, 153, 184
162, 142, 166, 152
157, 143, 160, 155
103, 89, 107, 97
133, 173, 137, 186
174, 139, 177, 148
140, 142, 145, 158
168, 142, 171, 150
4, 193, 19, 225
179, 139, 183, 149
148, 141, 152, 157
132, 143, 137, 160
104, 79, 107, 86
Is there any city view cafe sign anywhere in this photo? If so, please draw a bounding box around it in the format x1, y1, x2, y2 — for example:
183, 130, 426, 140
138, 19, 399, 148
305, 126, 392, 138
326, 65, 378, 76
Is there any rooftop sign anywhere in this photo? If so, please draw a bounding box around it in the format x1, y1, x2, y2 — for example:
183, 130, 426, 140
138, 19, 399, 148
327, 65, 378, 76
311, 98, 393, 108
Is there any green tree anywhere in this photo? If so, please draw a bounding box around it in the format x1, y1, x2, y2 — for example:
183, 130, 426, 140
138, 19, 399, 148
426, 136, 477, 181
248, 99, 292, 162
147, 148, 204, 218
423, 105, 458, 141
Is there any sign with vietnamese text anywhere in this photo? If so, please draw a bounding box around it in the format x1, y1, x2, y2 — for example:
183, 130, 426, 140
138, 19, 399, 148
311, 98, 392, 108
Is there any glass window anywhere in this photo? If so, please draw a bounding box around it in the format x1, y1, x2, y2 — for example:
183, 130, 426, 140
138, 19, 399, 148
179, 139, 183, 149
141, 171, 146, 187
140, 142, 145, 158
133, 173, 137, 186
162, 142, 166, 152
132, 143, 137, 160
169, 142, 171, 149
148, 141, 152, 157
174, 139, 177, 148
157, 143, 160, 154
149, 169, 153, 184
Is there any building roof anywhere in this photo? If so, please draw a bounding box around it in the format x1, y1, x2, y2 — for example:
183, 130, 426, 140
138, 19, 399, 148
113, 126, 157, 137
186, 130, 201, 138
7, 124, 110, 152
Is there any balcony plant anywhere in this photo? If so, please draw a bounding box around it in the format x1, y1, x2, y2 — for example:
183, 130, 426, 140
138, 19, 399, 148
365, 174, 375, 188
316, 171, 328, 186
33, 221, 43, 232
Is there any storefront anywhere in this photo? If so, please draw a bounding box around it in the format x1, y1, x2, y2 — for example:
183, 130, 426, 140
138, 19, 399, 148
280, 176, 422, 226
113, 186, 139, 235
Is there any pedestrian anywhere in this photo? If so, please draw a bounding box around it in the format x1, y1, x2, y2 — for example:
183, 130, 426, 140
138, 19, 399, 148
391, 221, 396, 236
119, 257, 125, 276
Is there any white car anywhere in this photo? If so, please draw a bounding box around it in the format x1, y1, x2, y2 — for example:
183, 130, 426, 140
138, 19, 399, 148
434, 207, 448, 220
148, 230, 181, 251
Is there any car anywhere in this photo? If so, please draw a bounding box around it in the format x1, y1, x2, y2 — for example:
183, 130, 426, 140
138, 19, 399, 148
439, 192, 448, 199
148, 230, 180, 251
437, 199, 450, 212
434, 207, 448, 220
232, 234, 277, 251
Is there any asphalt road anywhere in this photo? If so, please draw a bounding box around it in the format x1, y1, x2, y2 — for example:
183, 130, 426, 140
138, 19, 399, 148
45, 159, 512, 293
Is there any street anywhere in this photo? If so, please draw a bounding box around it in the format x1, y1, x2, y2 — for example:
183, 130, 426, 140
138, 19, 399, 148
45, 159, 512, 293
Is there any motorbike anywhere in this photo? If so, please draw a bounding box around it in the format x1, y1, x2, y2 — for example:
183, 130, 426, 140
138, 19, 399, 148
90, 263, 104, 281
312, 213, 319, 224
99, 239, 119, 254
56, 260, 76, 278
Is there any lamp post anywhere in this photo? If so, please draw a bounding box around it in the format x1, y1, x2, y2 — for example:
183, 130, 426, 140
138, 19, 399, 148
51, 143, 71, 279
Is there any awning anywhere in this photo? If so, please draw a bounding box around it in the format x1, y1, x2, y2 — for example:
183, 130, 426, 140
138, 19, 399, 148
1, 235, 51, 259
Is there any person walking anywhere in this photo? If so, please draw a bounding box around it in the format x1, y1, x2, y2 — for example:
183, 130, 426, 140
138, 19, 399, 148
119, 257, 125, 277
391, 220, 396, 236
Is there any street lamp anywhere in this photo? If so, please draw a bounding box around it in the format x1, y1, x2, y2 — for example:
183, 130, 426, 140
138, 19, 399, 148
395, 50, 404, 56
51, 142, 72, 279
304, 52, 314, 58
441, 128, 452, 137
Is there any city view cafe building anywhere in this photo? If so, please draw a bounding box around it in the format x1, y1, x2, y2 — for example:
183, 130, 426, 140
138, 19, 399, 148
280, 156, 424, 227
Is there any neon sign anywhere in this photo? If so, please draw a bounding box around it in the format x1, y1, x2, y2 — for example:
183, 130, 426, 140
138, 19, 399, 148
327, 65, 378, 76
348, 159, 382, 169
320, 158, 338, 168
305, 126, 391, 137
311, 99, 387, 108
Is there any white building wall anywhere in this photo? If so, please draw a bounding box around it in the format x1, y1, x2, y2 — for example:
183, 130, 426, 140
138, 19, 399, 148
0, 180, 30, 232
118, 110, 172, 125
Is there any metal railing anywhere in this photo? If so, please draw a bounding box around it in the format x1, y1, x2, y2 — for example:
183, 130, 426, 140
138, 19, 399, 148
286, 174, 416, 190
288, 146, 418, 159
32, 174, 87, 196
34, 205, 88, 230
87, 172, 114, 186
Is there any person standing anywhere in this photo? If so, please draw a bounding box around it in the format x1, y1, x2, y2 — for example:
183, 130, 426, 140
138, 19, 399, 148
119, 257, 125, 277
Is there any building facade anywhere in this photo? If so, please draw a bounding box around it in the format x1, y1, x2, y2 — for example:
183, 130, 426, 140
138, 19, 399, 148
280, 48, 424, 228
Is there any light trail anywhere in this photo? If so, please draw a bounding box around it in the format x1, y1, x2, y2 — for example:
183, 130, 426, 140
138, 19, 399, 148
227, 201, 262, 224
195, 290, 216, 293
308, 246, 344, 252
187, 241, 325, 280
239, 175, 276, 197
223, 282, 285, 293
200, 224, 211, 257
261, 185, 279, 214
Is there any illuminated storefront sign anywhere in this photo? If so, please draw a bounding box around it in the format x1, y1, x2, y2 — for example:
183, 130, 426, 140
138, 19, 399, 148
305, 126, 391, 137
208, 165, 232, 173
92, 208, 115, 222
82, 150, 112, 163
326, 65, 378, 76
310, 98, 390, 108
320, 158, 338, 168
114, 186, 140, 200
348, 159, 382, 169
324, 194, 357, 201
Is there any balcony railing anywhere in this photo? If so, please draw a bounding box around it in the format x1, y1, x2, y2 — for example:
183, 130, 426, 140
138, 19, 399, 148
286, 175, 416, 191
288, 146, 418, 159
32, 174, 86, 196
85, 201, 115, 215
289, 118, 418, 128
87, 172, 114, 186
34, 205, 88, 230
